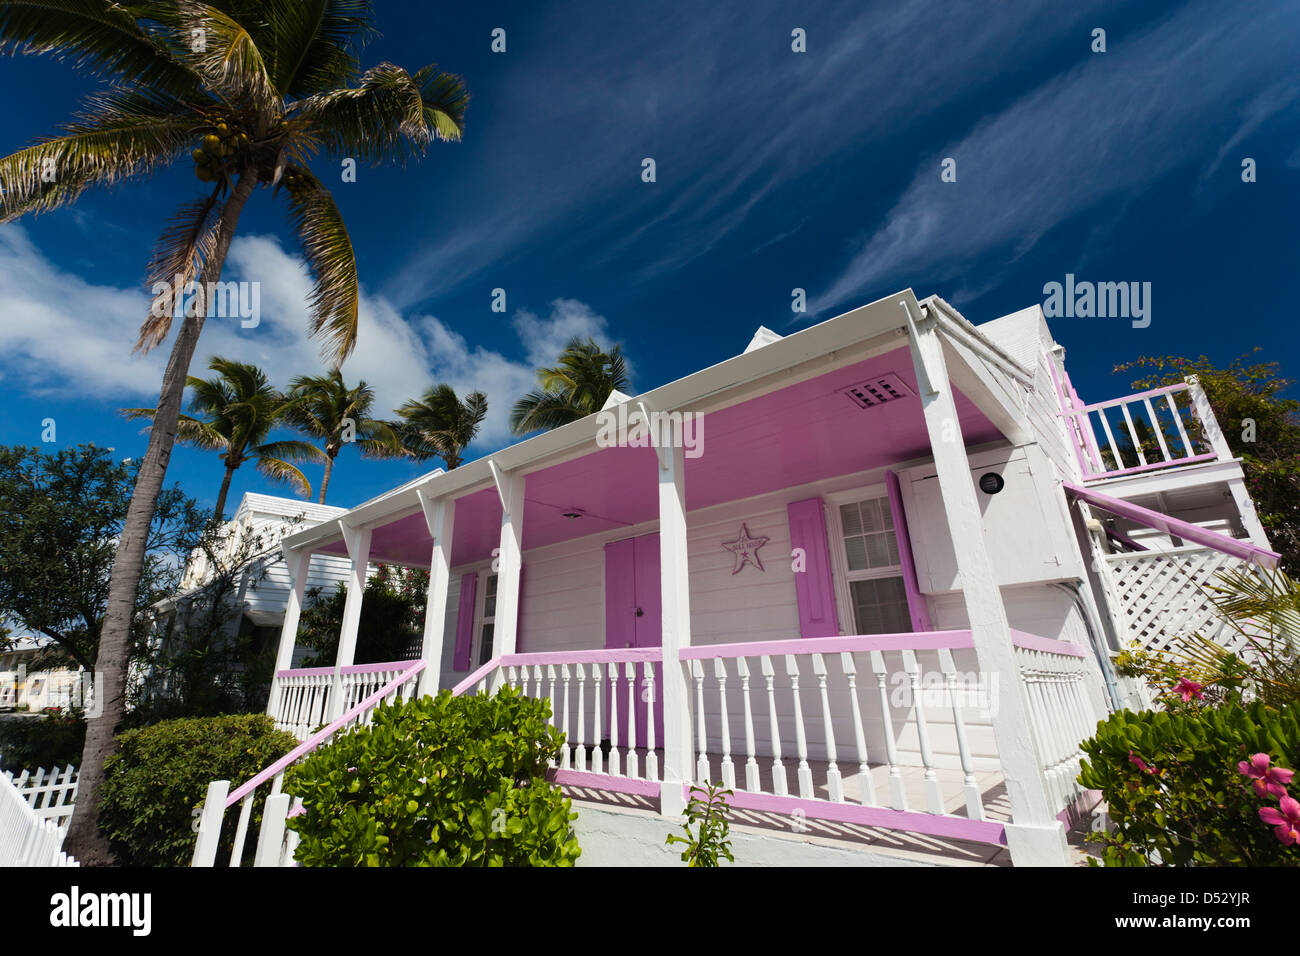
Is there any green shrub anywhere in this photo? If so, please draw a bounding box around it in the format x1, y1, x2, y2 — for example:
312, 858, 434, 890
285, 686, 581, 866
0, 712, 85, 772
666, 782, 734, 866
99, 713, 297, 866
1079, 702, 1300, 865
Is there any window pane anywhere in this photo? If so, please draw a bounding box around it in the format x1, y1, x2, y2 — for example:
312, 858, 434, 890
839, 502, 862, 536
865, 533, 891, 568
843, 535, 868, 571
850, 577, 912, 635
478, 623, 494, 666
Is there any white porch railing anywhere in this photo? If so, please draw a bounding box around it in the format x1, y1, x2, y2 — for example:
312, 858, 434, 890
193, 659, 424, 867
1061, 382, 1218, 481
458, 630, 1101, 846
271, 661, 420, 740
1102, 545, 1261, 658
453, 647, 665, 796
3, 764, 77, 832
1, 764, 77, 866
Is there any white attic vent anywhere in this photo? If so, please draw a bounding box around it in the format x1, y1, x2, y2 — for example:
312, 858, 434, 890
839, 373, 913, 410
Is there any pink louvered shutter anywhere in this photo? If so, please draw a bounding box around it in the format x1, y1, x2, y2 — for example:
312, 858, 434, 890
787, 497, 840, 638
453, 572, 477, 670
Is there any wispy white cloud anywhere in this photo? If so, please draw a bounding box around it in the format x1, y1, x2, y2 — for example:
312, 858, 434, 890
0, 228, 621, 449
812, 0, 1300, 314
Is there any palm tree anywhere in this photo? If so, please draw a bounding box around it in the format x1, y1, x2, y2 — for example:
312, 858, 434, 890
510, 337, 629, 435
284, 369, 403, 502
0, 1, 467, 863
393, 384, 487, 469
122, 357, 324, 518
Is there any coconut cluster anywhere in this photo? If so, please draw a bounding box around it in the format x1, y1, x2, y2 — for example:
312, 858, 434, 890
192, 122, 249, 182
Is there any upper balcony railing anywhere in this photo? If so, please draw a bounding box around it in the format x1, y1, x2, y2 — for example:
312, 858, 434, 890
1057, 377, 1225, 482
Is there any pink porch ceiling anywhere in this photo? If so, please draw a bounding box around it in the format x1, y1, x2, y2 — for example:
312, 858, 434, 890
320, 346, 1003, 567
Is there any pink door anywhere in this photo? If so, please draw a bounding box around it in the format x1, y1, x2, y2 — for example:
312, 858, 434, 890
604, 533, 663, 749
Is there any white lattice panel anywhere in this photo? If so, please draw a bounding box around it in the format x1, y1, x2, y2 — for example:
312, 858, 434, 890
1103, 546, 1259, 658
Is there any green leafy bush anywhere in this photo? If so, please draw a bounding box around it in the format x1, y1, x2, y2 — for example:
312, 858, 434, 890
285, 687, 581, 866
99, 713, 297, 866
1079, 703, 1300, 865
0, 712, 85, 772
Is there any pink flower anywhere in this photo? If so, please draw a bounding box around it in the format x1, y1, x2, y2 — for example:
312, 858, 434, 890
1173, 678, 1204, 702
1238, 753, 1296, 799
1259, 796, 1300, 846
1129, 750, 1156, 775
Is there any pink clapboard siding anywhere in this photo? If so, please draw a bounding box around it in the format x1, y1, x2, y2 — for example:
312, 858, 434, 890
453, 572, 478, 671
786, 497, 839, 638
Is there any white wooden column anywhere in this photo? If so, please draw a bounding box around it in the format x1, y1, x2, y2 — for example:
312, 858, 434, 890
904, 298, 1070, 866
417, 489, 456, 696
490, 461, 524, 658
266, 547, 309, 718
328, 520, 371, 721
657, 417, 694, 816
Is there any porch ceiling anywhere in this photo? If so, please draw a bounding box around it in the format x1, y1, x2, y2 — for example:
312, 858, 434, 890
323, 346, 1002, 567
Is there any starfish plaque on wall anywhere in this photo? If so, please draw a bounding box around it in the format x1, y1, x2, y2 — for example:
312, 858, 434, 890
722, 522, 770, 574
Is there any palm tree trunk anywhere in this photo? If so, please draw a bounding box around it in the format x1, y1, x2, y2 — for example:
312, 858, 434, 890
318, 455, 335, 504
64, 173, 258, 864
213, 462, 238, 520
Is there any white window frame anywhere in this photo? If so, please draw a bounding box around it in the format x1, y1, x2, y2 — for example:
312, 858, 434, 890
824, 485, 910, 636
474, 566, 499, 667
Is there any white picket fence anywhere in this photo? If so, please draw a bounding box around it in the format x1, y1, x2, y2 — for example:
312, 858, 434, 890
4, 764, 79, 831
0, 764, 78, 866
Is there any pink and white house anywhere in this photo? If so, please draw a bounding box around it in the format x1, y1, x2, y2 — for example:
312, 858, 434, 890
192, 290, 1279, 867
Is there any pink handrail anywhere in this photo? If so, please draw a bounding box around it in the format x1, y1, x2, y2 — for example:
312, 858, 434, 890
678, 630, 976, 660
227, 659, 424, 808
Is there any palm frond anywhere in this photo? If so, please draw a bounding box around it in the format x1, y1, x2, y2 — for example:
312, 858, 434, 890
281, 164, 358, 360
255, 455, 312, 498
253, 439, 327, 464
0, 0, 202, 93
292, 60, 465, 164
172, 1, 275, 105
0, 87, 197, 222
264, 0, 374, 98
138, 190, 222, 351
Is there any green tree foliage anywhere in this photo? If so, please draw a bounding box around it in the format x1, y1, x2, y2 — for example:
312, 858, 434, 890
0, 0, 468, 862
1114, 351, 1300, 572
296, 563, 428, 665
99, 714, 296, 867
510, 337, 629, 435
122, 357, 324, 519
286, 688, 581, 866
1079, 703, 1299, 865
0, 712, 86, 773
0, 444, 206, 671
393, 384, 487, 469
283, 369, 404, 503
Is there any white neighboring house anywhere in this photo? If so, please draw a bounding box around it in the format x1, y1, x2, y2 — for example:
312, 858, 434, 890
0, 637, 82, 713
140, 494, 354, 699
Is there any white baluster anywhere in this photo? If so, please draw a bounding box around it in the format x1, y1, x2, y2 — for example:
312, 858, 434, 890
644, 661, 658, 782
903, 649, 944, 814
713, 658, 736, 791
760, 656, 787, 796
736, 657, 760, 792
938, 647, 983, 821
625, 661, 639, 779
575, 663, 587, 772
692, 660, 709, 784
840, 652, 876, 806
785, 655, 814, 799
811, 654, 842, 802
606, 663, 621, 777
559, 664, 572, 770
591, 662, 603, 775
545, 665, 558, 768
871, 650, 907, 810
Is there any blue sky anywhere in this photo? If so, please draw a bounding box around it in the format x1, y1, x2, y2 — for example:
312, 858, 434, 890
1, 0, 1298, 513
